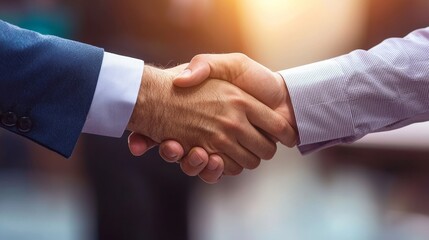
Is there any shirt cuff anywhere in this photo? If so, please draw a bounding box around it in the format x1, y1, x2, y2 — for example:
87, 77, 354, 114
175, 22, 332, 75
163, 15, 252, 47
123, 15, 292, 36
82, 52, 144, 137
279, 58, 355, 152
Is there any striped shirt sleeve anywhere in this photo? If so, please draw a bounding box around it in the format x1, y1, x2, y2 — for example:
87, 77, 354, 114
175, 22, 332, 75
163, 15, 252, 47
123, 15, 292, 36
279, 27, 429, 154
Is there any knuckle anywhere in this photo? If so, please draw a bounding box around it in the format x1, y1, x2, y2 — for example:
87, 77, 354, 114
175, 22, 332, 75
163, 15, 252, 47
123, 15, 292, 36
209, 133, 231, 152
274, 118, 290, 136
229, 94, 247, 108
235, 52, 249, 62
214, 133, 229, 147
224, 166, 243, 176
223, 117, 242, 132
245, 158, 261, 170
222, 157, 243, 176
261, 143, 277, 160
285, 133, 298, 148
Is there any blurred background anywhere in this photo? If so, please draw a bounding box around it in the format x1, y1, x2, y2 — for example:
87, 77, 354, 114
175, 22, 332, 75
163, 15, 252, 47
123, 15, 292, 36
1, 0, 429, 240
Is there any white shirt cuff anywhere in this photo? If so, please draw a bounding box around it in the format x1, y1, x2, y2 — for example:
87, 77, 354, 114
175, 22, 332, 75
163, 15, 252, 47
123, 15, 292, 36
82, 52, 144, 137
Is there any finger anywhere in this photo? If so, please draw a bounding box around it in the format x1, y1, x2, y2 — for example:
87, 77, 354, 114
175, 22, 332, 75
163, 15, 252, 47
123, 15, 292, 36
159, 140, 186, 163
179, 147, 209, 176
245, 95, 297, 148
199, 154, 224, 184
128, 132, 158, 156
214, 134, 261, 171
174, 53, 247, 88
174, 61, 210, 87
280, 127, 298, 148
236, 121, 277, 161
218, 153, 244, 176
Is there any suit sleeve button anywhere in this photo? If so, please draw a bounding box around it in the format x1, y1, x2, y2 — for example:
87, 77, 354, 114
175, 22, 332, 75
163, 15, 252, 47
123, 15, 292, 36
2, 112, 18, 127
17, 117, 33, 133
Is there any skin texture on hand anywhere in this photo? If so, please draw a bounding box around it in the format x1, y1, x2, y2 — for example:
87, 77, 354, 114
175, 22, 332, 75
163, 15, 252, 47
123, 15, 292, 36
128, 53, 298, 183
174, 53, 298, 145
166, 53, 298, 180
127, 64, 225, 184
126, 65, 284, 175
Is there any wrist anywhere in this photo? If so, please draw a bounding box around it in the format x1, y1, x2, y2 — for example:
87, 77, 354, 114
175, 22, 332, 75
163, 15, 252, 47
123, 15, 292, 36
275, 72, 297, 133
127, 66, 156, 134
127, 66, 177, 140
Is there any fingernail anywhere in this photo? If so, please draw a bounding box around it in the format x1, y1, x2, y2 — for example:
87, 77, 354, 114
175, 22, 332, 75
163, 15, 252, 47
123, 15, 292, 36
177, 69, 191, 78
190, 158, 203, 167
163, 148, 178, 160
207, 160, 218, 171
159, 143, 178, 160
189, 155, 203, 167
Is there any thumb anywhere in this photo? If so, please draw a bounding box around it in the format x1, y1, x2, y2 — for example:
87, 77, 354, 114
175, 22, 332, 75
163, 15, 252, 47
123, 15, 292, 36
174, 53, 250, 88
174, 56, 211, 88
128, 132, 158, 156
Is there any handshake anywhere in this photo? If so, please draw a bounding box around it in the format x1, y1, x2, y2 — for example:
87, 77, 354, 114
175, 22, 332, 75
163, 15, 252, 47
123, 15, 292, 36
126, 53, 298, 184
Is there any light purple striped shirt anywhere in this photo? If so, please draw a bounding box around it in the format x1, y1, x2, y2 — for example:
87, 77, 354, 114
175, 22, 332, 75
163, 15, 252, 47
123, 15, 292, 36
280, 27, 429, 154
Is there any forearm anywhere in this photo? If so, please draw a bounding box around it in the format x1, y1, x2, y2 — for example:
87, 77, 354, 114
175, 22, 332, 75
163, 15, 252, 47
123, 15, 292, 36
281, 27, 429, 153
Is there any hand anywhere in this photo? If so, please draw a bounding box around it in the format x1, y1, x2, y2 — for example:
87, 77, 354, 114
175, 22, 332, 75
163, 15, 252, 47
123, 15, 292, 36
127, 65, 225, 184
126, 64, 286, 175
128, 132, 224, 184
175, 53, 298, 144
162, 53, 298, 178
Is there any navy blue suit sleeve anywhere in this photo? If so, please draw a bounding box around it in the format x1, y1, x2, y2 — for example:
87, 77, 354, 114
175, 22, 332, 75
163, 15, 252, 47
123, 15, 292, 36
0, 20, 104, 157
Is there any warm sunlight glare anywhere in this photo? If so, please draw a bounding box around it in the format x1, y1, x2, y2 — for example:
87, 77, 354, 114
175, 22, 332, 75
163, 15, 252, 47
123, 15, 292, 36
240, 0, 314, 29
238, 0, 367, 69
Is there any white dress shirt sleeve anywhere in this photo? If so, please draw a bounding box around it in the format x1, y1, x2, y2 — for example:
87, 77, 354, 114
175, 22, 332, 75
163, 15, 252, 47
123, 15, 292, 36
82, 52, 144, 137
279, 27, 429, 154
